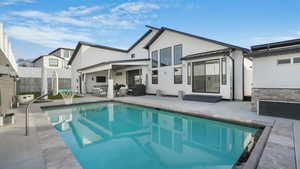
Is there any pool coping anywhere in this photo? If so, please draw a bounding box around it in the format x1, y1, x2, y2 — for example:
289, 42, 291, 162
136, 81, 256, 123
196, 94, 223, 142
34, 99, 273, 169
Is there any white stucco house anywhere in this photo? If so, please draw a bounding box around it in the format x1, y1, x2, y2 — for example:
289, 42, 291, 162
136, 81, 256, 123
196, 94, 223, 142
32, 48, 74, 70
68, 26, 252, 101
251, 39, 300, 111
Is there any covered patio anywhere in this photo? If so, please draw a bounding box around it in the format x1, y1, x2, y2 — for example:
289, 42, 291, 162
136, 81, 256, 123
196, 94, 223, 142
77, 59, 150, 98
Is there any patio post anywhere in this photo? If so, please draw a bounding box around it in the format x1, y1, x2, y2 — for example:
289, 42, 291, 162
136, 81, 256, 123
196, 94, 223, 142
107, 69, 114, 99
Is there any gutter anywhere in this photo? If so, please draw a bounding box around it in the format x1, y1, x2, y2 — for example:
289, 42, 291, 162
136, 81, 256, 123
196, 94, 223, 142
226, 49, 235, 100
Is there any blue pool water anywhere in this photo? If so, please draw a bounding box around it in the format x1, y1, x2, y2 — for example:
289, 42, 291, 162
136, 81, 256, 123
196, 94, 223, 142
43, 102, 257, 169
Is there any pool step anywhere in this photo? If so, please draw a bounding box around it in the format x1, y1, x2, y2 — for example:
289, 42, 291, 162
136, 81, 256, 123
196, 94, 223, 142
183, 95, 222, 103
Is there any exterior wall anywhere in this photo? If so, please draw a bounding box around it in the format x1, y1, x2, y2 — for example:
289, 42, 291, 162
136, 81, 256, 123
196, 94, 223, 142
251, 52, 300, 111
128, 29, 158, 60
251, 88, 300, 111
253, 53, 300, 88
0, 76, 16, 112
33, 55, 68, 69
71, 45, 127, 91
147, 30, 239, 99
85, 71, 108, 93
244, 57, 253, 97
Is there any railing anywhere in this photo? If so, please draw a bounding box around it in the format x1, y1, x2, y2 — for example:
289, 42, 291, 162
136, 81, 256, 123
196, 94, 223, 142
0, 23, 18, 73
25, 93, 50, 136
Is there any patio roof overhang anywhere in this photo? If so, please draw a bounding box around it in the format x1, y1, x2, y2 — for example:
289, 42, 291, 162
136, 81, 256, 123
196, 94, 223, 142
77, 59, 150, 74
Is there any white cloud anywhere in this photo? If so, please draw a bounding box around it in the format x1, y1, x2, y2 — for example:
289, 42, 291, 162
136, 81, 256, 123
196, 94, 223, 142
112, 2, 160, 14
59, 5, 102, 16
11, 10, 91, 27
5, 2, 161, 49
0, 0, 34, 6
6, 25, 93, 48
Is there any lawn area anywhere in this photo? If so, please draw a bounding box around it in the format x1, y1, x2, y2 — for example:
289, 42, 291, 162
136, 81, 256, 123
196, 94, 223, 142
19, 93, 82, 100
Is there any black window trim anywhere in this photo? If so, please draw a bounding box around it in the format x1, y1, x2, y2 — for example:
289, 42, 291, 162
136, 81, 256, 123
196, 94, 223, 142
191, 59, 221, 94
160, 46, 172, 67
174, 67, 183, 84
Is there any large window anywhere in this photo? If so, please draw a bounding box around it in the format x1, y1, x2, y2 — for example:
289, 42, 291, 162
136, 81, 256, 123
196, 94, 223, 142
174, 44, 182, 65
96, 76, 106, 83
152, 51, 158, 68
192, 59, 220, 93
221, 58, 227, 85
49, 58, 59, 67
160, 47, 172, 67
174, 67, 182, 84
187, 63, 191, 85
152, 70, 158, 84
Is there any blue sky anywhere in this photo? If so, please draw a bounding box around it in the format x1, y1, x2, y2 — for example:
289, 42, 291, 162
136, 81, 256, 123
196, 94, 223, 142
1, 0, 300, 60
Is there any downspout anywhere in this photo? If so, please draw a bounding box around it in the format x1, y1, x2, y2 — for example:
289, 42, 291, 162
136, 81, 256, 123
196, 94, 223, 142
226, 49, 235, 101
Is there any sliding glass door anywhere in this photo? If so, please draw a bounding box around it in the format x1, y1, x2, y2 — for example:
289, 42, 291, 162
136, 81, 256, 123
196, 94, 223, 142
192, 59, 220, 93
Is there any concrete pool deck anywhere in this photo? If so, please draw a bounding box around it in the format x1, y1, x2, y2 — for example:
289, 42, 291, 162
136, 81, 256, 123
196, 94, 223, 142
0, 95, 298, 169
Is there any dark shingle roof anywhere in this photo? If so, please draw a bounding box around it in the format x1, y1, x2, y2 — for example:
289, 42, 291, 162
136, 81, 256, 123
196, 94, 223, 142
144, 26, 249, 52
251, 38, 300, 51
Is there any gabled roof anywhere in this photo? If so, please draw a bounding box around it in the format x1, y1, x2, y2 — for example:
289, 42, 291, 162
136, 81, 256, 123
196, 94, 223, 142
32, 55, 65, 63
250, 46, 300, 58
251, 38, 300, 51
68, 41, 128, 65
68, 26, 159, 65
77, 58, 150, 71
144, 26, 249, 52
48, 47, 74, 55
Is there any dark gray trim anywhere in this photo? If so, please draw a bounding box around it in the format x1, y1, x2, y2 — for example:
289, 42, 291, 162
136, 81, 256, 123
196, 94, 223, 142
251, 38, 300, 51
77, 58, 150, 71
145, 25, 160, 30
250, 46, 300, 57
128, 29, 153, 52
181, 48, 231, 61
144, 27, 249, 52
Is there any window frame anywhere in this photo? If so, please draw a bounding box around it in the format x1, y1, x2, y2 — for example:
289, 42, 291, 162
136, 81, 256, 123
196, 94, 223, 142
151, 50, 158, 68
160, 47, 172, 67
174, 44, 182, 65
96, 76, 106, 83
49, 58, 59, 67
277, 58, 291, 65
293, 57, 300, 64
187, 62, 191, 85
152, 70, 158, 84
174, 67, 183, 84
221, 58, 227, 85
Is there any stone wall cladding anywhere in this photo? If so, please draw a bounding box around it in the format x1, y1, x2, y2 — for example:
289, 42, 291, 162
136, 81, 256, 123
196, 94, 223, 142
251, 88, 300, 111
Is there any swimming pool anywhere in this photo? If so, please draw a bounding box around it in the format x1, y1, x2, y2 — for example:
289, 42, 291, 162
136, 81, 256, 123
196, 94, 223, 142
43, 101, 257, 169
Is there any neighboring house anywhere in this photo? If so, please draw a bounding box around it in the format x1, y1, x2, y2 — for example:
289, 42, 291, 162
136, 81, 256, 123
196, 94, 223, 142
32, 48, 74, 70
69, 26, 252, 100
0, 23, 18, 113
251, 39, 300, 111
17, 48, 74, 94
17, 58, 33, 67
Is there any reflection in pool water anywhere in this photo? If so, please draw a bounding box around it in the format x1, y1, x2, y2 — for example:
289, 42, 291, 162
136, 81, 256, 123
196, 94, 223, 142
44, 102, 256, 169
